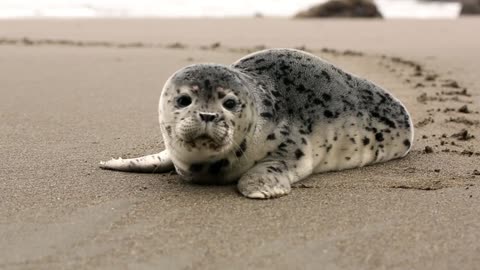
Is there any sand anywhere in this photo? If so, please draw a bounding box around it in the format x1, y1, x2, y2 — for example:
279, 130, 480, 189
0, 18, 479, 270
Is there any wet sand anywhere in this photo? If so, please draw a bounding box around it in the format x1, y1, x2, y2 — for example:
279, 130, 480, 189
0, 18, 479, 269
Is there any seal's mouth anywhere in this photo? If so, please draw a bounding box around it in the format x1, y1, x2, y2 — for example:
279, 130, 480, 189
187, 133, 214, 144
185, 133, 225, 150
195, 134, 211, 141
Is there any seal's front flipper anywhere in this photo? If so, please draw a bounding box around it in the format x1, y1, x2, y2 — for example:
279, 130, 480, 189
237, 160, 301, 199
99, 150, 174, 173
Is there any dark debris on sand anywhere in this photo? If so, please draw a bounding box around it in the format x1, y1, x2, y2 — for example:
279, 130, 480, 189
446, 117, 480, 126
320, 47, 364, 56
441, 88, 471, 97
451, 129, 475, 141
424, 146, 434, 154
415, 117, 434, 128
458, 105, 471, 114
442, 80, 460, 89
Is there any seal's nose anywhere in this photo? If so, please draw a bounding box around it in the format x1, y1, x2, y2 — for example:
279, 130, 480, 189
198, 112, 217, 122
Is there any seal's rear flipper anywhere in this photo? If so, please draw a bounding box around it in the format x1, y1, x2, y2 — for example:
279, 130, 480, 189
99, 150, 174, 173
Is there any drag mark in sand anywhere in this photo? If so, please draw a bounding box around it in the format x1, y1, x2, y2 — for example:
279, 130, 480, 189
0, 37, 263, 54
389, 183, 443, 191
376, 53, 479, 156
371, 53, 480, 191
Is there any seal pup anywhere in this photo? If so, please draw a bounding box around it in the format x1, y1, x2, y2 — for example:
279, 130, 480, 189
100, 48, 413, 199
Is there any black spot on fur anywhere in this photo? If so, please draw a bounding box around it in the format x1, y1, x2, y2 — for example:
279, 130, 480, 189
324, 110, 334, 118
271, 90, 281, 97
403, 139, 411, 147
362, 137, 370, 145
263, 100, 272, 106
236, 139, 247, 157
313, 98, 323, 105
254, 62, 276, 73
295, 149, 304, 160
274, 103, 281, 112
267, 166, 283, 173
296, 84, 307, 93
267, 133, 276, 140
283, 77, 294, 86
260, 112, 273, 118
380, 117, 396, 129
322, 93, 331, 102
375, 133, 384, 142
321, 70, 331, 82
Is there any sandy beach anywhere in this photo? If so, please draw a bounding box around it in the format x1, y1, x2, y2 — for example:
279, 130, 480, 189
1, 18, 479, 269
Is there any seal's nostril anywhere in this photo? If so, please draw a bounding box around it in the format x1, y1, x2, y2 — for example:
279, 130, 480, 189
199, 113, 216, 122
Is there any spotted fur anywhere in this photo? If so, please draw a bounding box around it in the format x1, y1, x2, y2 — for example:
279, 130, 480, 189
100, 48, 413, 199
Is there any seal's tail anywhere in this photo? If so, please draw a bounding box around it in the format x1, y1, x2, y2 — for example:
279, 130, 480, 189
99, 150, 174, 173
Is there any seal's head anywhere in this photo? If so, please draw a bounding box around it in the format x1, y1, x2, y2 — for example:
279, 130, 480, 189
159, 64, 256, 165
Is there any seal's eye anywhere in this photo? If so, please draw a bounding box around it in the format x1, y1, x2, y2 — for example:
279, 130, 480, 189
176, 95, 192, 108
223, 99, 237, 110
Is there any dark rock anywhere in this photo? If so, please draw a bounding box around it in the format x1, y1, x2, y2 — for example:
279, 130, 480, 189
461, 0, 480, 14
294, 0, 382, 18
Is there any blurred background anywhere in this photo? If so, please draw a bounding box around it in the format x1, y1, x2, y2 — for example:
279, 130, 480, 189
1, 0, 479, 19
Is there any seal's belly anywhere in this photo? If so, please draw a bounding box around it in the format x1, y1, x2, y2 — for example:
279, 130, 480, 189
309, 115, 413, 173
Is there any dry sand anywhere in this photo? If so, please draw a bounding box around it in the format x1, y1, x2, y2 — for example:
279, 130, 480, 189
0, 18, 479, 269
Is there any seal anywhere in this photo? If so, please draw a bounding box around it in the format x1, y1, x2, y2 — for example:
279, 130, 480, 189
100, 48, 413, 199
